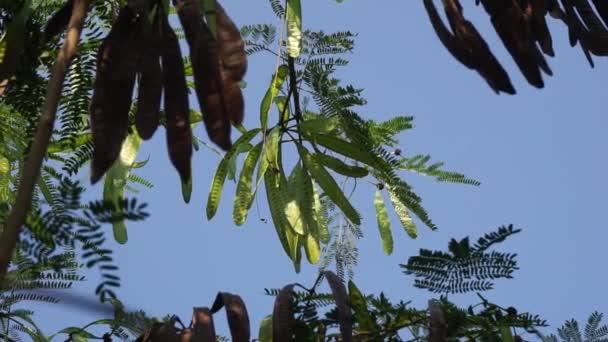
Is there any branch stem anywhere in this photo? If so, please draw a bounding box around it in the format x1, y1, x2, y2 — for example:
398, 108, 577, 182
0, 0, 91, 287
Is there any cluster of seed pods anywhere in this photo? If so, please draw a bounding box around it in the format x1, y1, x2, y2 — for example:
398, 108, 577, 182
73, 0, 247, 184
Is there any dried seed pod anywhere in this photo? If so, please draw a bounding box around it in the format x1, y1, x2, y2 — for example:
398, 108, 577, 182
215, 2, 247, 125
323, 271, 353, 342
175, 0, 232, 150
161, 12, 193, 183
135, 14, 162, 140
192, 307, 216, 342
210, 292, 250, 342
272, 285, 295, 342
90, 6, 140, 184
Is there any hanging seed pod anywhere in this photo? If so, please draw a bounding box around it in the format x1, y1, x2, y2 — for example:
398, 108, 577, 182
192, 307, 216, 342
175, 0, 232, 150
160, 10, 193, 183
215, 2, 247, 125
90, 6, 140, 184
210, 292, 251, 342
135, 10, 162, 140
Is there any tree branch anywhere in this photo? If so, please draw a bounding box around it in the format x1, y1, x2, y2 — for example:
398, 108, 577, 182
0, 0, 91, 287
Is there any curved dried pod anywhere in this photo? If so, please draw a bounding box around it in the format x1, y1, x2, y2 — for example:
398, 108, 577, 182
437, 0, 515, 94
135, 10, 162, 140
179, 328, 193, 342
160, 11, 193, 184
272, 284, 295, 342
323, 271, 353, 342
90, 6, 140, 184
215, 2, 247, 125
43, 0, 74, 43
210, 292, 250, 342
174, 0, 232, 150
149, 319, 180, 342
428, 300, 448, 342
192, 307, 216, 342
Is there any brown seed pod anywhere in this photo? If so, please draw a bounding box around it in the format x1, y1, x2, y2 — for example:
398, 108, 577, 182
215, 2, 246, 125
210, 292, 250, 342
160, 12, 193, 184
272, 284, 295, 342
175, 0, 232, 150
323, 271, 353, 342
192, 307, 216, 342
135, 13, 162, 140
90, 6, 140, 184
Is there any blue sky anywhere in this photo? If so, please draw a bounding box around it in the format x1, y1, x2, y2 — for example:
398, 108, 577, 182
36, 0, 607, 338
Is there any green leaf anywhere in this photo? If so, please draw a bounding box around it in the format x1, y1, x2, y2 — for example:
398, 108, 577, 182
285, 163, 307, 235
312, 183, 330, 244
206, 129, 261, 220
388, 187, 417, 239
315, 153, 368, 178
304, 234, 320, 264
201, 0, 217, 37
260, 65, 289, 131
500, 326, 514, 342
275, 96, 291, 124
47, 133, 92, 153
227, 143, 253, 181
103, 133, 142, 244
298, 145, 361, 225
258, 315, 273, 342
233, 143, 263, 226
0, 0, 32, 80
0, 155, 9, 174
374, 190, 393, 255
348, 281, 375, 333
286, 0, 302, 57
303, 133, 378, 168
264, 166, 293, 260
298, 116, 340, 134
258, 127, 281, 184
56, 327, 97, 339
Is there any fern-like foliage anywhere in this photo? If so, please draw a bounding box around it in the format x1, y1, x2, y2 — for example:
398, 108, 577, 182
401, 225, 520, 294
543, 312, 608, 342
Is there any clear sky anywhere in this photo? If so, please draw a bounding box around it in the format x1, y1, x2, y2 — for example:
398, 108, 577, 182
36, 0, 607, 339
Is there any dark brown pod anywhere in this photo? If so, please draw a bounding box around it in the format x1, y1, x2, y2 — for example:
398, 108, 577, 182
135, 15, 162, 140
192, 307, 216, 342
216, 2, 247, 125
175, 0, 232, 150
160, 13, 193, 183
210, 292, 251, 342
90, 6, 139, 184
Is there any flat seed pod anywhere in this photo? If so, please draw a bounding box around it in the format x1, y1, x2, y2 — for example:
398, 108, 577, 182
161, 13, 193, 184
215, 2, 247, 82
210, 292, 250, 342
135, 13, 162, 140
192, 307, 216, 342
175, 0, 232, 150
272, 284, 295, 342
323, 271, 353, 342
90, 6, 140, 184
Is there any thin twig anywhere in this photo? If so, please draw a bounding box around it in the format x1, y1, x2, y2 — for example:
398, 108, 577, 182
0, 0, 91, 287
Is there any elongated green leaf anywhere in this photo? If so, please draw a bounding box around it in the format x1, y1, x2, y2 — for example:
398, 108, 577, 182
348, 281, 374, 333
388, 187, 417, 238
0, 155, 9, 175
286, 0, 302, 57
202, 0, 217, 37
500, 326, 514, 342
48, 133, 92, 153
374, 190, 393, 255
258, 315, 272, 342
233, 143, 263, 226
275, 96, 291, 124
285, 164, 305, 235
316, 153, 368, 178
304, 233, 320, 264
0, 0, 32, 80
298, 145, 361, 225
207, 129, 261, 220
303, 133, 378, 167
103, 133, 142, 244
264, 170, 292, 259
227, 143, 253, 181
260, 65, 288, 130
298, 116, 340, 134
313, 183, 330, 243
257, 127, 280, 188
